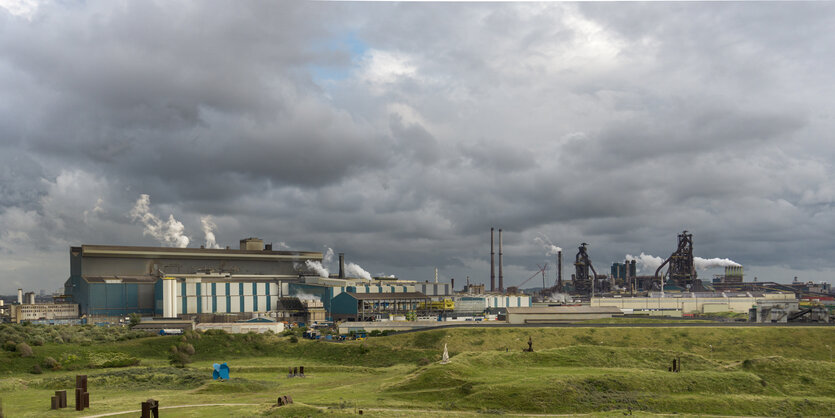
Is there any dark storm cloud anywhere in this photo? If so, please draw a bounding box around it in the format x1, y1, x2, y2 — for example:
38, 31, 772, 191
1, 1, 835, 292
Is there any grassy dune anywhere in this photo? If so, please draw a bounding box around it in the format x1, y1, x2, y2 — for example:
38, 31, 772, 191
1, 325, 835, 416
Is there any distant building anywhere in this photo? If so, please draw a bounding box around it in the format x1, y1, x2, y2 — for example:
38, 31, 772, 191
10, 303, 79, 323
592, 292, 797, 316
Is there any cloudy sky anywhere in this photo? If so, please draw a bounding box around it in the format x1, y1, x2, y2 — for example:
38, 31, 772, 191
1, 0, 834, 293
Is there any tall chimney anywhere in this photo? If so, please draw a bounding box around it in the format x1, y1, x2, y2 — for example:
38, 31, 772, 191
557, 250, 562, 291
17, 288, 23, 304
498, 229, 504, 292
490, 228, 495, 292
338, 253, 345, 279
451, 278, 454, 292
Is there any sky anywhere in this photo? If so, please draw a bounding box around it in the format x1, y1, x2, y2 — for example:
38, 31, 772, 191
1, 1, 834, 293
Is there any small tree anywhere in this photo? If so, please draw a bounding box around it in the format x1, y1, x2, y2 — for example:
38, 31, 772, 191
128, 313, 141, 327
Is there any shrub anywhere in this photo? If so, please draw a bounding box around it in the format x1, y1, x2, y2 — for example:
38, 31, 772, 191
3, 340, 16, 351
43, 356, 60, 370
289, 336, 299, 343
417, 357, 431, 366
16, 342, 33, 357
168, 343, 195, 368
31, 364, 43, 374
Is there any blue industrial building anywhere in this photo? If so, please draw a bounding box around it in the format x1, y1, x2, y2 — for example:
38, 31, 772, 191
64, 239, 323, 317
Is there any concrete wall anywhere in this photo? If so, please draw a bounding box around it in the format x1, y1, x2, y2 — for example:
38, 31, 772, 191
195, 322, 284, 334
591, 294, 797, 314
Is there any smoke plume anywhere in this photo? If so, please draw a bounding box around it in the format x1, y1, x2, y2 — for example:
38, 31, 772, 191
292, 292, 321, 301
323, 247, 334, 264
694, 257, 741, 269
345, 262, 373, 280
200, 216, 221, 249
305, 260, 329, 277
129, 194, 189, 248
534, 235, 562, 256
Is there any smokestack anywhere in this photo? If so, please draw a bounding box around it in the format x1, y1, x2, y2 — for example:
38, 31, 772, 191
451, 278, 454, 292
490, 228, 495, 292
27, 292, 35, 304
498, 229, 504, 292
558, 250, 562, 290
17, 288, 23, 304
338, 253, 345, 279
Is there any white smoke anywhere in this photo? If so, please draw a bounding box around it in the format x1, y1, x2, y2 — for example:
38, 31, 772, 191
277, 242, 290, 250
305, 260, 329, 277
323, 247, 334, 264
200, 216, 221, 249
625, 252, 665, 273
534, 236, 562, 256
626, 252, 741, 273
292, 292, 321, 301
694, 257, 741, 269
129, 194, 189, 248
345, 262, 373, 281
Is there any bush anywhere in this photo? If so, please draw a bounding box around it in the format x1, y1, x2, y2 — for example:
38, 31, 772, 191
289, 336, 299, 343
3, 340, 16, 351
88, 352, 140, 368
168, 343, 195, 368
417, 357, 431, 366
16, 342, 33, 357
43, 356, 60, 370
31, 364, 43, 374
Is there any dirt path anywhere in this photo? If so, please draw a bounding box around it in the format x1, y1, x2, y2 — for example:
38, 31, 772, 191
80, 403, 260, 417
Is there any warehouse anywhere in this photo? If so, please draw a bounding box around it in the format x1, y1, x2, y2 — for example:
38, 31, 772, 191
64, 238, 323, 317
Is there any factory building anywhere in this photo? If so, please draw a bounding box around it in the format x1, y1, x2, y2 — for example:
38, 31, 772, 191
330, 292, 431, 321
64, 239, 323, 317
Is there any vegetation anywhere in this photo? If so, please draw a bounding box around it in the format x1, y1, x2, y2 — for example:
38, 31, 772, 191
1, 324, 834, 416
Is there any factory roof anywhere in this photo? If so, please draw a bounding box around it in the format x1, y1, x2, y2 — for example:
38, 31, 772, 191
343, 292, 430, 301
75, 244, 323, 261
82, 275, 158, 283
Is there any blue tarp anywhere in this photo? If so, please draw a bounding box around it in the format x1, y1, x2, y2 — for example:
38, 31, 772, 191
212, 362, 230, 380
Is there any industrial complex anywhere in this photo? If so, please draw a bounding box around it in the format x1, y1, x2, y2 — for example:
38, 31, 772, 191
1, 230, 833, 330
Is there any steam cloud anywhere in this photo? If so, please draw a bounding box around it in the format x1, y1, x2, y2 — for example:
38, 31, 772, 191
626, 252, 665, 273
534, 235, 562, 256
201, 216, 221, 249
323, 247, 334, 264
626, 252, 741, 273
129, 194, 189, 248
292, 292, 321, 301
345, 262, 373, 281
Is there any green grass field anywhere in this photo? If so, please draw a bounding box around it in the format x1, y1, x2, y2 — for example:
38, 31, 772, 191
2, 324, 835, 416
